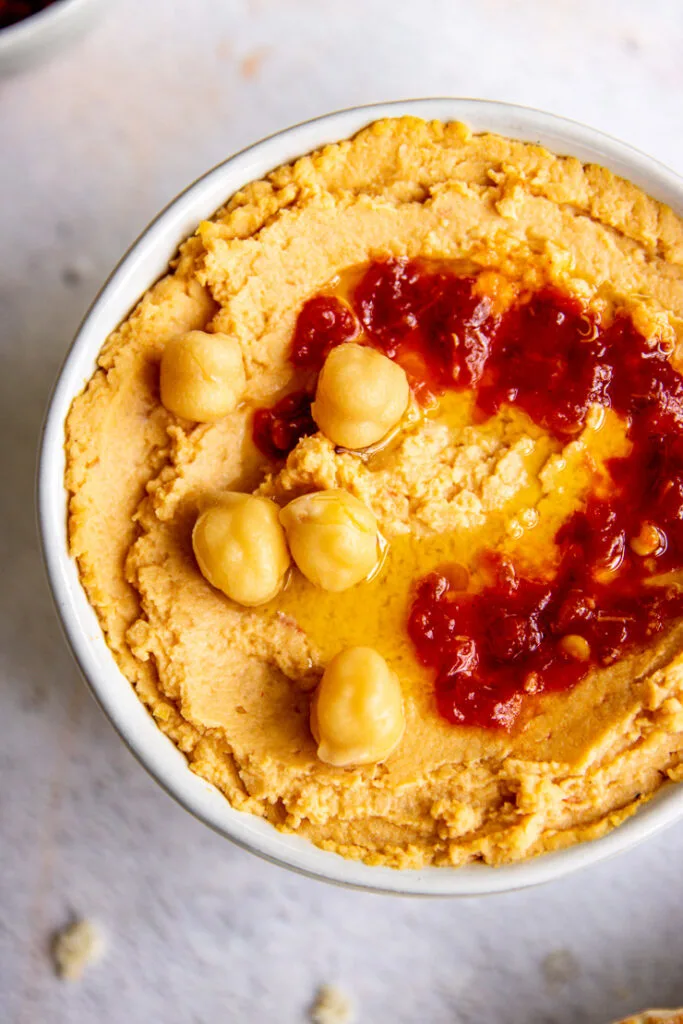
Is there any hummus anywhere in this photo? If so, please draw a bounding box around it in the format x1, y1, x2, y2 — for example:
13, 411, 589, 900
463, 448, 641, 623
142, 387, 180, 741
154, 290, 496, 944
65, 117, 683, 868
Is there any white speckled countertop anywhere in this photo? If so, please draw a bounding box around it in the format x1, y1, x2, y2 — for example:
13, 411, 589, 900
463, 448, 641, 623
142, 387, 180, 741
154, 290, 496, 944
3, 1, 683, 1021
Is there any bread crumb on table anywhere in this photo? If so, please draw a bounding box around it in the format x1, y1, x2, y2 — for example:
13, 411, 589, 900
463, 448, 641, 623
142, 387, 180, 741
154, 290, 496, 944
51, 918, 105, 981
310, 983, 354, 1024
541, 948, 579, 986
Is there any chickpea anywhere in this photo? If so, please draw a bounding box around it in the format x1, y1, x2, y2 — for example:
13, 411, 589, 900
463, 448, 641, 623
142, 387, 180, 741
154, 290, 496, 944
311, 647, 405, 767
558, 634, 591, 662
193, 493, 290, 606
160, 330, 246, 422
279, 489, 380, 591
312, 343, 410, 449
629, 522, 665, 557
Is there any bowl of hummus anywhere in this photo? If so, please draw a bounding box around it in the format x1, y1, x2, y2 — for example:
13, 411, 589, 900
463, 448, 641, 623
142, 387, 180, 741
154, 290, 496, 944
39, 99, 683, 895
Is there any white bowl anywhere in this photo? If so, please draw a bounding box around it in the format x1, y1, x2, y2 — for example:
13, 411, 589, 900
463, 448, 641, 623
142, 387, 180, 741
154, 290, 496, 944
0, 0, 104, 76
38, 99, 683, 896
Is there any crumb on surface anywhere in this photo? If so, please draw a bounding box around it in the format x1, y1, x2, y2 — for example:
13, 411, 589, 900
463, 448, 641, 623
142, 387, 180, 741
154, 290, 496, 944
541, 948, 579, 986
310, 983, 354, 1024
51, 918, 105, 981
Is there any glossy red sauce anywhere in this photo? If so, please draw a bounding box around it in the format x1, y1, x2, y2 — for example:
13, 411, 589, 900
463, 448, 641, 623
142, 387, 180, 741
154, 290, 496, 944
252, 390, 315, 461
255, 259, 683, 730
0, 0, 54, 29
355, 260, 495, 401
290, 295, 358, 372
252, 297, 356, 459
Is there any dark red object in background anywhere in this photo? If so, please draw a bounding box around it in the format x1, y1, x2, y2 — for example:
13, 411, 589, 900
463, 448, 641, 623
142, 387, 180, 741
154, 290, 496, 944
0, 0, 55, 30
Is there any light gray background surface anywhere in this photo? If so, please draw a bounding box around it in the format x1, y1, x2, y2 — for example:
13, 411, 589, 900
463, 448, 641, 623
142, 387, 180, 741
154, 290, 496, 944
3, 1, 683, 1021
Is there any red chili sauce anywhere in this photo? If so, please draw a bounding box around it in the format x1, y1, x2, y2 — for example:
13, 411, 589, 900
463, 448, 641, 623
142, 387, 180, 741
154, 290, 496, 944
254, 259, 683, 730
252, 390, 316, 462
0, 0, 55, 30
251, 296, 358, 459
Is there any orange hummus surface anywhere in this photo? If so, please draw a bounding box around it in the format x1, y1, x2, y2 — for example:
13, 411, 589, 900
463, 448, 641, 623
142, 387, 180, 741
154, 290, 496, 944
65, 118, 683, 868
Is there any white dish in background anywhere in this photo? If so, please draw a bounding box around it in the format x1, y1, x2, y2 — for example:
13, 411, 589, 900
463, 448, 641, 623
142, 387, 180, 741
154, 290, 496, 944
0, 0, 104, 76
38, 98, 683, 896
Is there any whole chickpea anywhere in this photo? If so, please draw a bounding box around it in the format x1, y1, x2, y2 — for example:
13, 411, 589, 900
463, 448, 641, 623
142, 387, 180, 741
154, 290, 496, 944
193, 493, 290, 606
312, 343, 410, 449
311, 647, 405, 767
160, 330, 246, 422
279, 489, 380, 591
